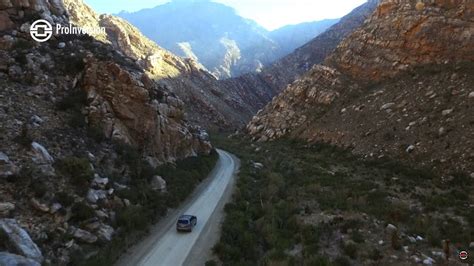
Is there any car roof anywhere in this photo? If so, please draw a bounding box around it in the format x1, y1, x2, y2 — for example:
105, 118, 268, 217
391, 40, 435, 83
178, 214, 195, 220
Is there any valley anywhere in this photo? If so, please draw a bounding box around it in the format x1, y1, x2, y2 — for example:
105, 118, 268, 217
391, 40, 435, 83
0, 0, 472, 265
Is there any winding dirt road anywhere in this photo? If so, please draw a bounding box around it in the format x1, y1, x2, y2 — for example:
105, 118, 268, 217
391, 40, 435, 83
116, 149, 239, 266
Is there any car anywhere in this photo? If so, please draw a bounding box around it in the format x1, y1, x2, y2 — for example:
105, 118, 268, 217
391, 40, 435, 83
176, 215, 197, 232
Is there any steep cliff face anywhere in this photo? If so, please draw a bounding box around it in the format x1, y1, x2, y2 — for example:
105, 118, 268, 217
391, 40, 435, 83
248, 0, 474, 175
327, 0, 474, 81
64, 0, 274, 130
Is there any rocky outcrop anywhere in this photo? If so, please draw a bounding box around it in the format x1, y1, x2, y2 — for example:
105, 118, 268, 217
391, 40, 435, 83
248, 0, 474, 175
260, 0, 380, 91
0, 252, 40, 266
0, 0, 215, 264
82, 59, 211, 162
327, 0, 474, 81
0, 219, 44, 263
63, 0, 276, 130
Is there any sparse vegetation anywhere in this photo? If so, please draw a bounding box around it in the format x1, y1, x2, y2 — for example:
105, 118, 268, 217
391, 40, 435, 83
211, 135, 473, 265
55, 157, 93, 191
77, 149, 219, 266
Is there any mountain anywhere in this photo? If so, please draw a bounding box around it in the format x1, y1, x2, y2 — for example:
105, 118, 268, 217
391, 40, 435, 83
259, 0, 380, 92
65, 0, 279, 130
0, 0, 220, 264
247, 0, 474, 175
117, 0, 338, 79
268, 18, 339, 57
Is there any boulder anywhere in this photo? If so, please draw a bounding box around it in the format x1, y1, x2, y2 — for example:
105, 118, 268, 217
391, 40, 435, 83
0, 152, 18, 178
0, 219, 44, 263
151, 175, 166, 192
0, 202, 15, 215
0, 252, 40, 266
441, 109, 453, 116
72, 227, 97, 244
31, 142, 54, 164
97, 224, 114, 242
30, 198, 49, 213
86, 189, 108, 204
92, 175, 109, 189
406, 145, 415, 153
380, 102, 395, 110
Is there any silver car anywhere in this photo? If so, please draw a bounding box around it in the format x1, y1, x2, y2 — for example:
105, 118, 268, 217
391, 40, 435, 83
176, 215, 197, 232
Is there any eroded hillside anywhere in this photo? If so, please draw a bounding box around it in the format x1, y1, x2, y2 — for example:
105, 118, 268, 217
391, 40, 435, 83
0, 0, 217, 264
247, 0, 474, 176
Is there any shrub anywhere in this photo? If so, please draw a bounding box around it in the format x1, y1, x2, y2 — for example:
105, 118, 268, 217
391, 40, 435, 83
30, 180, 48, 198
55, 192, 75, 207
56, 89, 87, 111
116, 205, 149, 232
71, 202, 95, 222
56, 157, 93, 189
342, 241, 358, 259
205, 260, 218, 266
13, 124, 33, 147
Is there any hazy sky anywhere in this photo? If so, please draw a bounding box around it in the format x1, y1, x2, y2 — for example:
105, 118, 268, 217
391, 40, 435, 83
83, 0, 367, 30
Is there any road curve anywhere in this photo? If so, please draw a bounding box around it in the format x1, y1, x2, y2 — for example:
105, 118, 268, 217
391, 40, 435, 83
116, 149, 239, 266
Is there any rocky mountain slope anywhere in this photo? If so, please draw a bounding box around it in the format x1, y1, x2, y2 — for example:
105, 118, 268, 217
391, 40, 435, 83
0, 0, 215, 264
247, 0, 474, 176
64, 0, 277, 130
258, 0, 380, 92
117, 0, 339, 79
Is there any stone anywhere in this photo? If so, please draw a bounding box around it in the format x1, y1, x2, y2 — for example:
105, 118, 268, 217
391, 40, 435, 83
151, 175, 166, 192
0, 152, 9, 163
469, 242, 474, 248
57, 42, 66, 49
0, 202, 15, 215
386, 224, 397, 234
30, 198, 49, 213
406, 145, 415, 153
0, 219, 44, 263
0, 152, 18, 178
469, 92, 474, 99
92, 175, 109, 189
0, 252, 40, 266
50, 203, 62, 214
72, 228, 97, 244
381, 103, 395, 110
423, 257, 435, 265
438, 127, 446, 136
123, 199, 131, 207
86, 189, 108, 204
441, 109, 453, 116
95, 210, 109, 220
97, 224, 114, 242
30, 115, 43, 125
31, 142, 54, 164
252, 162, 264, 169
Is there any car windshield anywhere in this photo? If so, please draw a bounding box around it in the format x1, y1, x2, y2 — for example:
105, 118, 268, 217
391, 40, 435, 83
178, 219, 189, 224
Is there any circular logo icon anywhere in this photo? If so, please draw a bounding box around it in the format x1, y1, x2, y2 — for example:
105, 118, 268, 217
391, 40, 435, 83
30, 19, 53, 43
459, 250, 468, 260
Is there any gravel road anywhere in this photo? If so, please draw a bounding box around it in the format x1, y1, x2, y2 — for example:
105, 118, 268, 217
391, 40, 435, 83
116, 149, 239, 266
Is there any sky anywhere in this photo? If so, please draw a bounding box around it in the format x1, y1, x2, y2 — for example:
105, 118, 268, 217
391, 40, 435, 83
83, 0, 367, 30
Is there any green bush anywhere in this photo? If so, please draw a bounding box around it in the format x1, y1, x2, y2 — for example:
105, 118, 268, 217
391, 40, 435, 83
55, 192, 75, 207
13, 124, 33, 147
56, 157, 93, 189
71, 202, 95, 222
